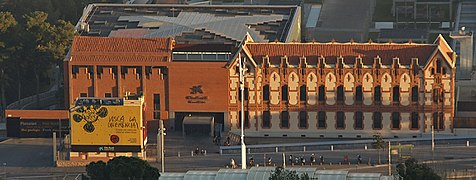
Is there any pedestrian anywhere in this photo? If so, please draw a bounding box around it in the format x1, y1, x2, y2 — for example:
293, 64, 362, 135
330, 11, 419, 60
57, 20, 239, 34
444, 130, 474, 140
300, 156, 305, 166
310, 154, 316, 166
357, 155, 362, 164
289, 155, 293, 166
294, 157, 299, 166
267, 157, 272, 166
249, 156, 255, 167
231, 158, 236, 169
194, 147, 200, 155
320, 155, 324, 164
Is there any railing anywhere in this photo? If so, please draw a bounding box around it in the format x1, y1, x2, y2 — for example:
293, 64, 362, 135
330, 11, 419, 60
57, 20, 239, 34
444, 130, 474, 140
219, 135, 476, 155
6, 89, 58, 110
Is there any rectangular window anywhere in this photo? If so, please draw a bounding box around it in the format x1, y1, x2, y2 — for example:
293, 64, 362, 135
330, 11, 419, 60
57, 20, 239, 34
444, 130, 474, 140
411, 112, 419, 129
412, 86, 419, 102
393, 86, 400, 103
280, 111, 289, 128
262, 111, 271, 128
355, 86, 363, 103
336, 111, 345, 129
300, 85, 307, 101
80, 93, 88, 97
318, 85, 325, 102
336, 86, 344, 102
105, 93, 112, 97
439, 112, 444, 130
318, 111, 326, 128
153, 112, 160, 119
299, 111, 307, 129
238, 111, 250, 128
392, 112, 400, 129
154, 94, 160, 110
355, 111, 363, 130
434, 112, 444, 130
373, 112, 382, 129
238, 88, 249, 101
374, 86, 381, 103
263, 85, 270, 101
282, 85, 288, 101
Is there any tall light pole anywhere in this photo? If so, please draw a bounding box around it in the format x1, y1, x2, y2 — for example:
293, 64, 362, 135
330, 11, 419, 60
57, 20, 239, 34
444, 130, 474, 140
238, 53, 247, 169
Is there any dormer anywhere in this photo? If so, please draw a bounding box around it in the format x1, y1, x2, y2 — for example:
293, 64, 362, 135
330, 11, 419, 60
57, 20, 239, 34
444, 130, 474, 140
411, 58, 419, 76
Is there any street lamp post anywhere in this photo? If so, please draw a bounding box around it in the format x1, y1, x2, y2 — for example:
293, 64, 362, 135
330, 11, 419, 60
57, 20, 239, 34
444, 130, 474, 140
238, 53, 247, 169
3, 162, 6, 180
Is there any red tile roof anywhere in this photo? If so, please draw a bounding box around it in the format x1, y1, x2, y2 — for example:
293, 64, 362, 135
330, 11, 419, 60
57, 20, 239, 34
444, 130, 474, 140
245, 42, 438, 66
70, 36, 172, 62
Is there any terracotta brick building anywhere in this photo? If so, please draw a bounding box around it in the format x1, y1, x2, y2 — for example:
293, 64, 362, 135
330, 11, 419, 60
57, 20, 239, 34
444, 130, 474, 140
227, 35, 456, 138
65, 34, 456, 138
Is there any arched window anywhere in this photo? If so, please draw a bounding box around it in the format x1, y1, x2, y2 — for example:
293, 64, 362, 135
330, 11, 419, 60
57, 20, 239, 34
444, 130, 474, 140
373, 112, 382, 129
318, 111, 326, 129
280, 111, 289, 128
393, 86, 400, 103
355, 111, 363, 129
391, 112, 400, 129
300, 85, 307, 101
355, 86, 363, 103
337, 85, 344, 102
263, 85, 270, 101
282, 85, 288, 101
374, 86, 381, 103
318, 85, 325, 102
336, 111, 345, 129
411, 86, 419, 102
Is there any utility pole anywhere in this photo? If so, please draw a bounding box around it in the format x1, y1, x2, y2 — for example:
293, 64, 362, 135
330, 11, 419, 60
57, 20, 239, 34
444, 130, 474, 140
159, 120, 165, 173
53, 132, 57, 166
432, 125, 435, 151
388, 141, 391, 176
238, 53, 247, 170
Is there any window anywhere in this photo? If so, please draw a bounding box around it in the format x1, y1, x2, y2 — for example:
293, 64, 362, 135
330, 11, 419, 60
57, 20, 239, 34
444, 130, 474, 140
300, 85, 307, 101
154, 112, 160, 119
411, 112, 419, 129
392, 112, 400, 129
374, 86, 381, 103
393, 86, 400, 103
433, 112, 444, 130
318, 111, 326, 128
105, 93, 112, 97
280, 111, 289, 128
432, 89, 439, 103
318, 85, 325, 102
238, 87, 249, 101
336, 111, 345, 129
355, 111, 363, 129
80, 93, 88, 97
436, 59, 442, 73
373, 112, 382, 129
299, 111, 307, 129
355, 86, 363, 103
337, 85, 344, 102
282, 85, 289, 101
263, 111, 271, 128
263, 85, 270, 101
238, 111, 250, 128
154, 94, 160, 110
411, 86, 418, 102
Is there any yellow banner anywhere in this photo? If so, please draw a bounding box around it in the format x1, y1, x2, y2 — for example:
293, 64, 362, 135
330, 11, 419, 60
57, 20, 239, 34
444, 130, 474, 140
70, 105, 142, 146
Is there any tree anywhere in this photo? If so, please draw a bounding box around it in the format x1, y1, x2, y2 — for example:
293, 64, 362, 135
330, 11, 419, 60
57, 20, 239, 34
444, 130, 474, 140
85, 161, 107, 180
269, 167, 309, 180
373, 133, 385, 164
397, 158, 441, 180
86, 156, 160, 180
22, 11, 74, 108
0, 11, 17, 120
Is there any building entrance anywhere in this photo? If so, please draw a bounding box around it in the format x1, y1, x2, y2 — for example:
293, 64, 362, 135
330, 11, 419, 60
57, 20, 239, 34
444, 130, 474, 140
175, 112, 224, 137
